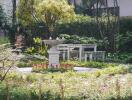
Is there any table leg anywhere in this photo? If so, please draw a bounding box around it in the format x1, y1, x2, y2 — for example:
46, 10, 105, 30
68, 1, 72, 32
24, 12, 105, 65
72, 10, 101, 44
89, 54, 93, 61
79, 47, 82, 61
67, 48, 70, 60
85, 54, 87, 62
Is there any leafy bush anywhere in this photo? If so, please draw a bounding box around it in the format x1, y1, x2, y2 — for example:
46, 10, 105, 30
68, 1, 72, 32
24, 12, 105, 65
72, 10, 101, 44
0, 83, 6, 100
55, 15, 97, 37
62, 60, 117, 68
119, 32, 132, 53
0, 37, 10, 45
26, 37, 48, 56
59, 34, 102, 44
106, 53, 132, 64
10, 87, 31, 100
119, 18, 132, 53
55, 15, 113, 51
128, 65, 132, 73
17, 62, 32, 68
100, 66, 128, 75
120, 17, 132, 33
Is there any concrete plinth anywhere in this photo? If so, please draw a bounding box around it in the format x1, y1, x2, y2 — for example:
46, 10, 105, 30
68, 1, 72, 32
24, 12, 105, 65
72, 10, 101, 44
48, 47, 60, 67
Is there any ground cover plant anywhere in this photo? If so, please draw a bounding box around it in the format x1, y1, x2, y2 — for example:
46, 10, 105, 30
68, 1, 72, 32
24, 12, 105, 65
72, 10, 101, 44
61, 60, 118, 68
0, 71, 131, 100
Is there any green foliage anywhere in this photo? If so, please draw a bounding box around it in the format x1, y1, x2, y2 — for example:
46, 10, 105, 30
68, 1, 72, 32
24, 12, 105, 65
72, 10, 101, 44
119, 18, 132, 53
59, 34, 98, 44
10, 87, 31, 100
0, 5, 7, 27
55, 15, 94, 37
17, 0, 75, 35
128, 65, 132, 73
0, 72, 131, 100
16, 0, 34, 26
120, 17, 132, 33
106, 53, 132, 64
0, 37, 10, 45
62, 60, 117, 68
35, 0, 75, 35
33, 37, 41, 44
26, 37, 48, 56
0, 83, 6, 100
100, 66, 128, 75
26, 47, 36, 54
17, 62, 32, 68
26, 74, 38, 82
35, 0, 75, 33
55, 15, 110, 50
119, 32, 132, 52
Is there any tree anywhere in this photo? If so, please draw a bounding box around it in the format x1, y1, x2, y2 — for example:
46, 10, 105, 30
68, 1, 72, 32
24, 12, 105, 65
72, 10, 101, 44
12, 0, 17, 26
0, 44, 18, 82
35, 0, 75, 36
16, 0, 35, 26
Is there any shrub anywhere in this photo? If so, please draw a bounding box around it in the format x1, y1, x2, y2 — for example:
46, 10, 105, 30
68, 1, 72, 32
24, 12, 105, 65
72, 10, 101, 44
17, 62, 32, 68
10, 87, 31, 100
55, 15, 114, 51
55, 15, 97, 37
59, 34, 102, 44
0, 83, 6, 100
128, 65, 132, 73
26, 74, 38, 82
100, 66, 128, 75
62, 61, 117, 68
26, 37, 48, 56
106, 53, 132, 64
119, 32, 132, 53
120, 17, 132, 33
0, 37, 10, 45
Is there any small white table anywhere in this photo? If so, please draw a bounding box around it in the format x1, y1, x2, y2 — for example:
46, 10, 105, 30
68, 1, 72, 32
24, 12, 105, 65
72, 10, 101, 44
84, 51, 105, 61
84, 52, 93, 61
58, 44, 97, 61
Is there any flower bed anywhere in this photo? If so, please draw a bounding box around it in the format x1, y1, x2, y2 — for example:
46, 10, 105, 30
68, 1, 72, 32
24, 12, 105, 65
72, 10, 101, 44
32, 63, 74, 72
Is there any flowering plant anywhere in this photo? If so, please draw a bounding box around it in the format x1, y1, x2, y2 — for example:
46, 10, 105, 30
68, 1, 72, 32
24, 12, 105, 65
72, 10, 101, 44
32, 62, 74, 72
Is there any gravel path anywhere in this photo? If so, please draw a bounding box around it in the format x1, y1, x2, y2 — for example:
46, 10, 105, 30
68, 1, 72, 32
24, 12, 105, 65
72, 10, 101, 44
17, 67, 32, 73
16, 67, 98, 73
74, 67, 99, 72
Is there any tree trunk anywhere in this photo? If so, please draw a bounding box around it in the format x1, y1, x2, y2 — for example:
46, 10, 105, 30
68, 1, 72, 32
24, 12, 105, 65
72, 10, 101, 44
12, 0, 16, 26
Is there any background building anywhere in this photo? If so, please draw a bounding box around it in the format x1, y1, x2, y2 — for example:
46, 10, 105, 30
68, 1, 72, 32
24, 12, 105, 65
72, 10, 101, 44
69, 0, 132, 17
0, 0, 13, 18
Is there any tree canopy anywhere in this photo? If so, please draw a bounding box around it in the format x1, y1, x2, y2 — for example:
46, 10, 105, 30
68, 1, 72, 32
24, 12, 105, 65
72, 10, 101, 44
35, 0, 75, 34
17, 0, 75, 35
16, 0, 34, 26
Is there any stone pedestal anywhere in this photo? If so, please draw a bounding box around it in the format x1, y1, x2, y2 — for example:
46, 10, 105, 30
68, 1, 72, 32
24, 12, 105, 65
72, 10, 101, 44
48, 46, 60, 67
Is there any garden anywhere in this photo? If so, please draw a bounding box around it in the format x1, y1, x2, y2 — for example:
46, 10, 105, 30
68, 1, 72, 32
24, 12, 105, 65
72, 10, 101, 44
0, 0, 132, 100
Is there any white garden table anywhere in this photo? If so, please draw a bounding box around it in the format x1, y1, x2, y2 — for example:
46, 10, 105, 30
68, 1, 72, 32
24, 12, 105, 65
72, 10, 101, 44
57, 44, 97, 61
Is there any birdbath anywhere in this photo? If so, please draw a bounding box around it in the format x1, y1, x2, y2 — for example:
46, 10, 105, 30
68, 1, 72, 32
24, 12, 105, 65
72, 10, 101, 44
43, 37, 64, 68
